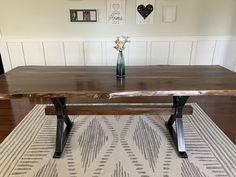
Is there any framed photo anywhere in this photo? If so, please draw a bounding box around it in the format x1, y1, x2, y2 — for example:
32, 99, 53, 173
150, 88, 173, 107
70, 9, 97, 22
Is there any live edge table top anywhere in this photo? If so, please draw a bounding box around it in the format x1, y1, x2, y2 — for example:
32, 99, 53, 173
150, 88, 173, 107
1, 65, 236, 100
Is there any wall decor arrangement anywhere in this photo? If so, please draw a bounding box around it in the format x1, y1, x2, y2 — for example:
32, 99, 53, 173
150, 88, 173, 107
107, 0, 126, 24
70, 9, 97, 22
136, 0, 155, 24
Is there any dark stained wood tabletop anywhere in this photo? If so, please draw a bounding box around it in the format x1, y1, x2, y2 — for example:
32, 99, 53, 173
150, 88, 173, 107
1, 65, 236, 100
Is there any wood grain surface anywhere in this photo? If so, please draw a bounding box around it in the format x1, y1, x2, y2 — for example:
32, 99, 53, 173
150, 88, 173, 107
1, 65, 236, 99
45, 104, 193, 115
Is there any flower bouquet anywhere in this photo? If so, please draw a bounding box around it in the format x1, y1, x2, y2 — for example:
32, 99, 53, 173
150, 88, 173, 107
114, 36, 130, 78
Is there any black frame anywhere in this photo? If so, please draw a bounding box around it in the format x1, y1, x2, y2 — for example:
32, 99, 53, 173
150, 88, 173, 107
70, 9, 97, 22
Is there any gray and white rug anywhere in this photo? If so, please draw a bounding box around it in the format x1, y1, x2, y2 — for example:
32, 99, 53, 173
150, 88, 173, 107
0, 103, 235, 177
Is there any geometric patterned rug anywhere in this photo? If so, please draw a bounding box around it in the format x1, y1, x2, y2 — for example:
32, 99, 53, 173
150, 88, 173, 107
0, 103, 235, 177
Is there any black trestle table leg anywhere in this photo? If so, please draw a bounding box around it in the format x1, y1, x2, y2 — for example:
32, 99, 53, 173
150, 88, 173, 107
166, 96, 189, 158
51, 97, 73, 158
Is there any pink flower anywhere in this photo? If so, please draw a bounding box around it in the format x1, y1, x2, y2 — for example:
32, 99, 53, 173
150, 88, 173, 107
114, 36, 130, 51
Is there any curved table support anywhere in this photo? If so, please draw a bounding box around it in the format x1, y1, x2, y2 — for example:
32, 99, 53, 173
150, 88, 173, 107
51, 97, 73, 158
166, 96, 189, 158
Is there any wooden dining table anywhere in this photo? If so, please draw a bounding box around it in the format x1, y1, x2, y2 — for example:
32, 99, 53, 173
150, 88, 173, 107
1, 65, 236, 159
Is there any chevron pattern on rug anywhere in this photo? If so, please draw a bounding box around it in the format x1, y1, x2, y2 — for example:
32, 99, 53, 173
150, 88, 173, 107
0, 103, 235, 177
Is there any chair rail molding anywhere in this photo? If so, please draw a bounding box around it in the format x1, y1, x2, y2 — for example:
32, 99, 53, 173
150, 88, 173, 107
0, 36, 236, 72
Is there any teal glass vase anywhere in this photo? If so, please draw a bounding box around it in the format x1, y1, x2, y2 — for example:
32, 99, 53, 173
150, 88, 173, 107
116, 50, 125, 78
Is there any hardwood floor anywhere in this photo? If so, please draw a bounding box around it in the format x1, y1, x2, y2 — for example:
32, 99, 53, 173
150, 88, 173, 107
0, 96, 236, 144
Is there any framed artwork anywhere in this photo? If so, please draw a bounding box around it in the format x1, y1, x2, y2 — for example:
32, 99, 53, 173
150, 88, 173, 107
70, 9, 97, 22
107, 0, 126, 24
162, 6, 177, 23
136, 0, 155, 24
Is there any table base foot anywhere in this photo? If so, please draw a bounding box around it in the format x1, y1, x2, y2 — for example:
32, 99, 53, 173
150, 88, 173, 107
179, 152, 188, 158
53, 152, 63, 158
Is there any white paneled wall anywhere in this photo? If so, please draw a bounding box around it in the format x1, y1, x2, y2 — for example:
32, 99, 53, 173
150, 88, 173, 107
106, 41, 118, 65
172, 41, 193, 65
150, 41, 169, 65
7, 42, 26, 68
84, 41, 103, 66
129, 42, 147, 65
64, 42, 84, 66
191, 40, 216, 65
217, 41, 236, 71
23, 42, 45, 65
43, 42, 65, 66
1, 37, 236, 72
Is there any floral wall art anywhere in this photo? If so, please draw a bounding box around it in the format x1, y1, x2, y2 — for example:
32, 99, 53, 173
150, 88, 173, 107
107, 0, 126, 24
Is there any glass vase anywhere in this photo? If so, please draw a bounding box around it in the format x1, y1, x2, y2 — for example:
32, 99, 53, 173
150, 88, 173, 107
116, 50, 125, 78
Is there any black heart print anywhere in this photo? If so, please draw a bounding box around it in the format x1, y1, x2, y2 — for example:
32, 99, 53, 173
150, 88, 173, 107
137, 4, 154, 19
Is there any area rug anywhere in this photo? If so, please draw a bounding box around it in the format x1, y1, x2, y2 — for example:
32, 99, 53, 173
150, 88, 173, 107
0, 103, 235, 177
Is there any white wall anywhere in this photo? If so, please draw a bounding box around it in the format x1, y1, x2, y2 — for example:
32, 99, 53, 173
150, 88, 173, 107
0, 0, 235, 38
0, 0, 235, 72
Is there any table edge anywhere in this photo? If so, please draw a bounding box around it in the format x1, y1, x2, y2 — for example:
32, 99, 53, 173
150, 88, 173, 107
1, 90, 236, 100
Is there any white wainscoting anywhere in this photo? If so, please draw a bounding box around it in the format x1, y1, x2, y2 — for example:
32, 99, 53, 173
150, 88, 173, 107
0, 37, 236, 72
